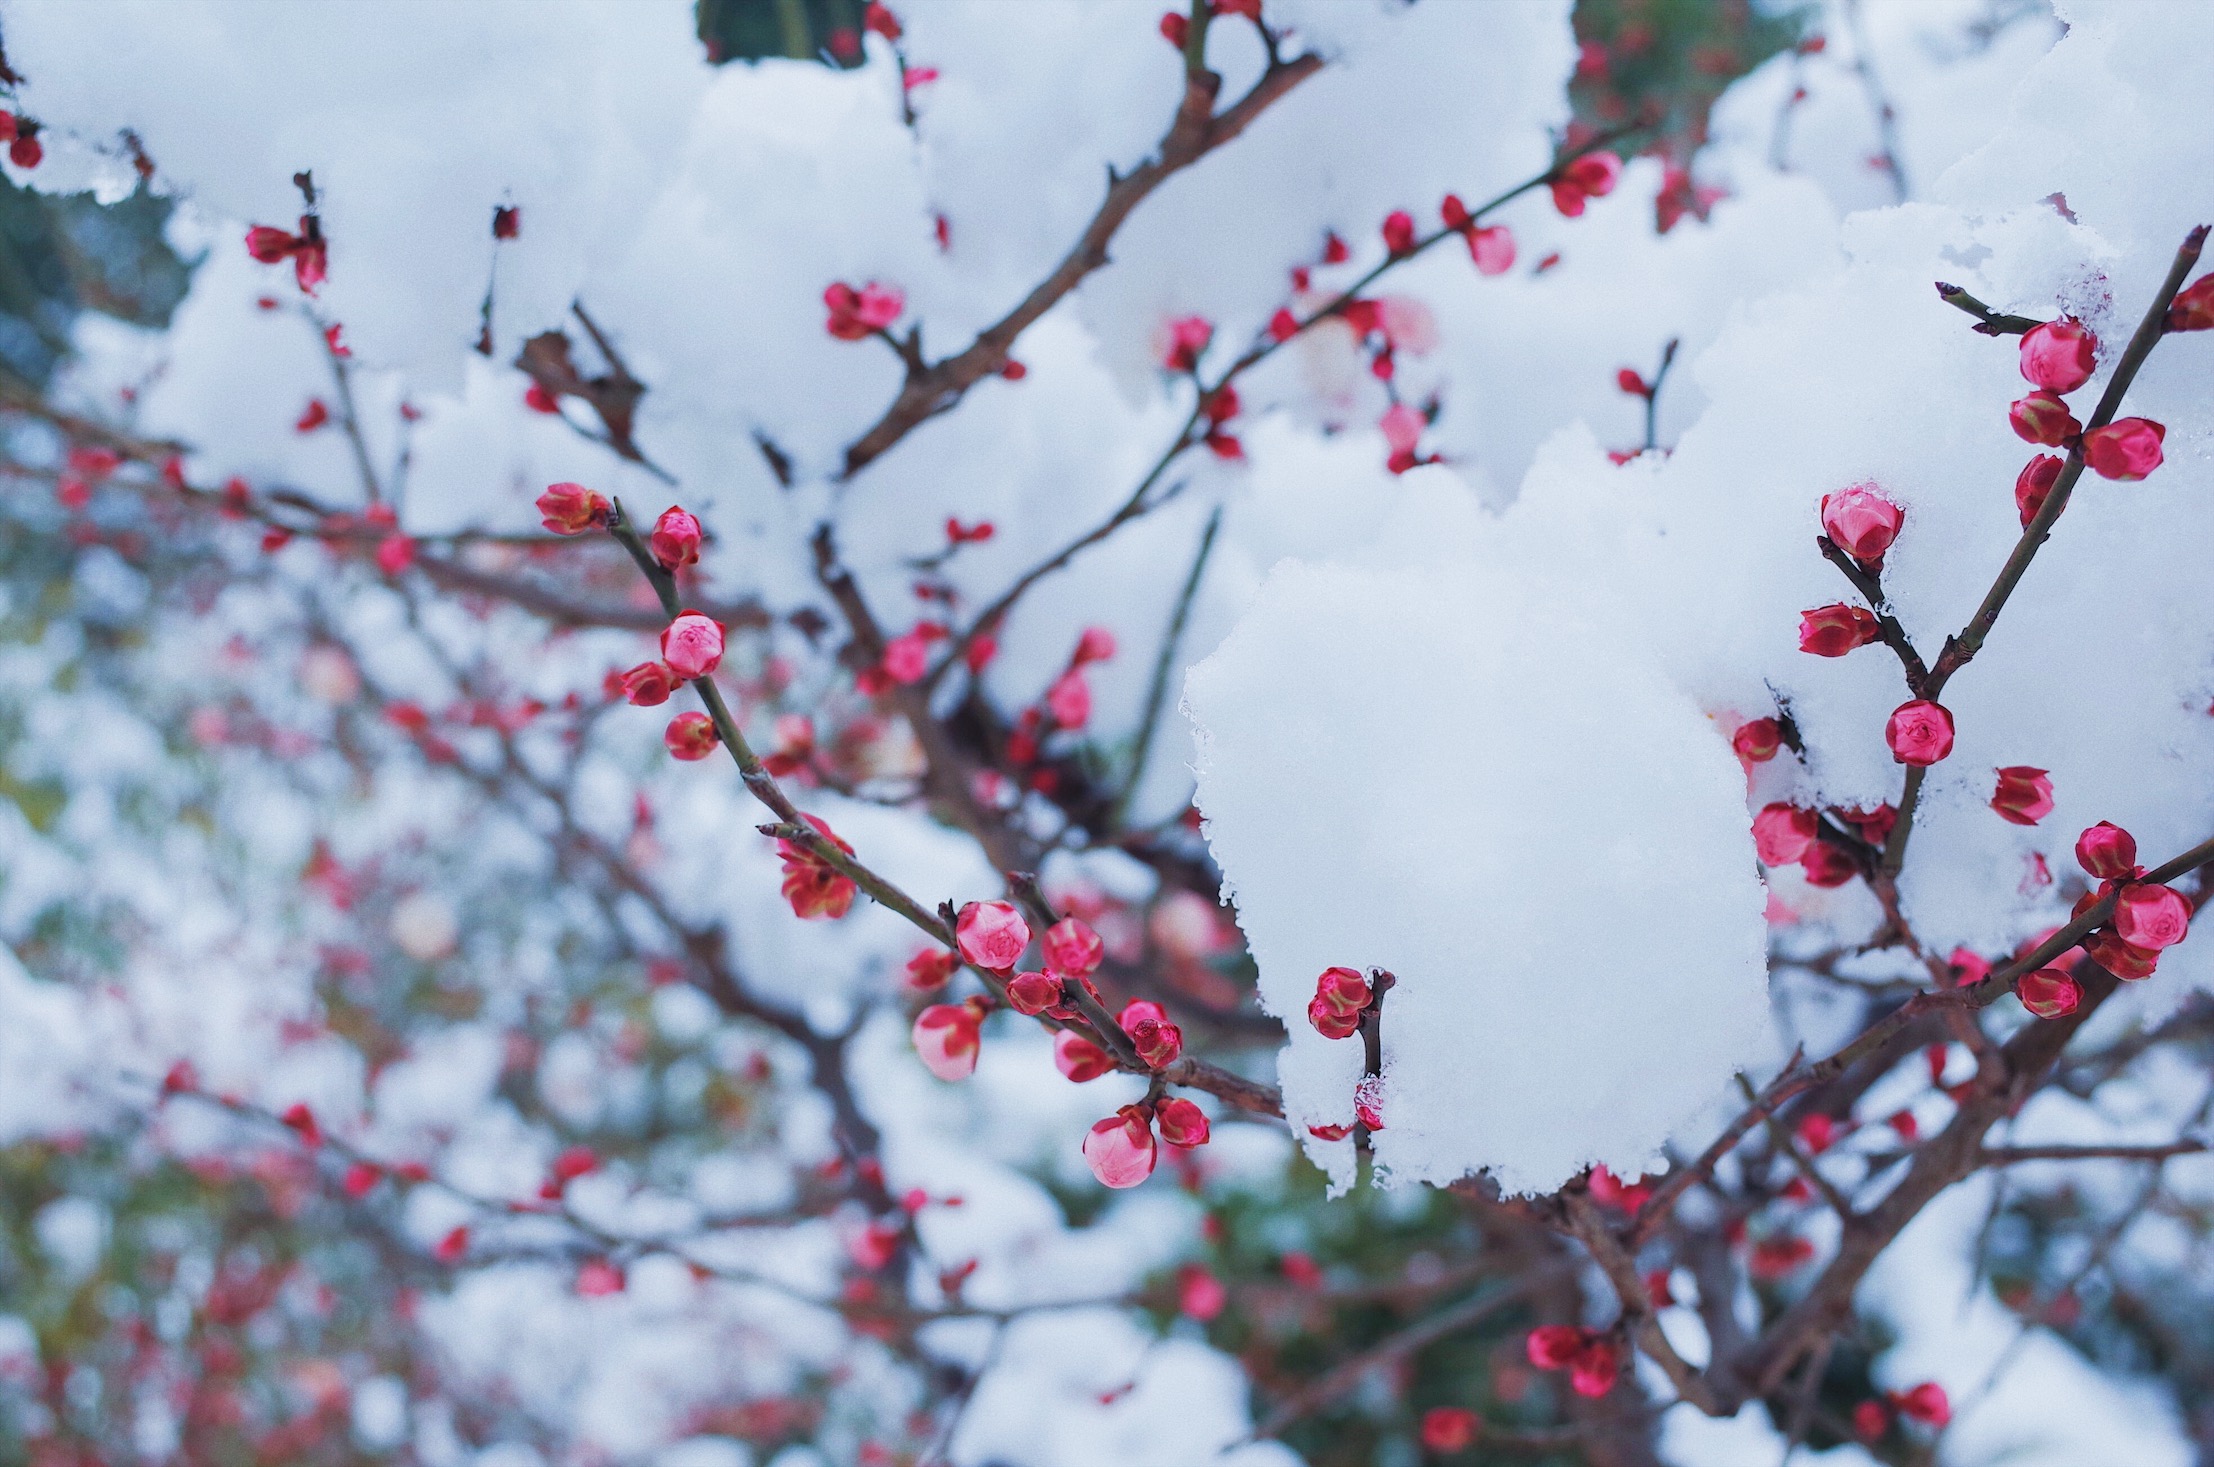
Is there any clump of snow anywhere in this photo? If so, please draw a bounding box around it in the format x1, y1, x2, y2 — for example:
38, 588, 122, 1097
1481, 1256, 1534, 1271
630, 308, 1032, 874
1186, 474, 1772, 1194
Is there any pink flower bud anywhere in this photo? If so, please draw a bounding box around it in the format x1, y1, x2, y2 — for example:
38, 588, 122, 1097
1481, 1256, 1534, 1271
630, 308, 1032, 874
1549, 151, 1622, 217
1798, 839, 1859, 888
2167, 273, 2214, 331
955, 900, 1030, 970
912, 999, 986, 1081
1083, 1105, 1158, 1188
1158, 10, 1188, 47
2081, 930, 2160, 980
2014, 454, 2063, 527
619, 661, 678, 707
1046, 668, 1091, 729
1177, 1263, 1227, 1320
2075, 821, 2139, 879
1307, 994, 1360, 1040
1990, 766, 2053, 826
1379, 402, 1425, 456
1073, 626, 1117, 665
1042, 917, 1103, 976
280, 1102, 323, 1148
1752, 803, 1818, 866
1381, 209, 1417, 255
775, 814, 857, 919
1440, 194, 1472, 232
2015, 966, 2081, 1019
1732, 718, 1782, 763
1420, 1408, 1480, 1453
1467, 223, 1515, 275
660, 612, 725, 680
2017, 317, 2097, 393
1004, 970, 1060, 1014
2009, 391, 2080, 446
1161, 314, 1213, 372
1054, 1030, 1114, 1081
1852, 1401, 1889, 1443
1884, 700, 1955, 766
1819, 484, 1903, 562
1156, 1095, 1210, 1147
1525, 1325, 1587, 1370
2082, 416, 2165, 480
1568, 1339, 1619, 1398
2115, 882, 2190, 950
881, 629, 932, 685
1798, 603, 1880, 657
536, 481, 610, 535
823, 280, 905, 340
1267, 307, 1299, 342
1894, 1382, 1950, 1427
665, 712, 720, 761
905, 948, 958, 992
650, 507, 702, 569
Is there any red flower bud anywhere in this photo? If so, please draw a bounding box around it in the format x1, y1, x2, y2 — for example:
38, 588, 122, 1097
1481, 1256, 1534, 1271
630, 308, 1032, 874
1155, 1095, 1210, 1147
775, 815, 856, 919
2081, 416, 2165, 480
2009, 391, 2079, 446
1894, 1382, 1950, 1427
2081, 930, 2160, 980
1042, 917, 1103, 976
1054, 1030, 1114, 1081
1381, 209, 1417, 256
536, 482, 610, 535
1440, 194, 1471, 232
2114, 881, 2190, 950
1162, 314, 1213, 372
1885, 699, 1954, 766
2167, 273, 2214, 331
664, 711, 719, 761
1307, 994, 1360, 1039
660, 612, 725, 680
1525, 1325, 1587, 1370
1158, 10, 1188, 47
492, 205, 521, 241
1751, 803, 1818, 866
1797, 839, 1860, 888
955, 900, 1030, 970
1798, 603, 1880, 656
1419, 1407, 1480, 1453
650, 506, 702, 569
1732, 717, 1782, 763
823, 280, 904, 340
906, 948, 958, 991
1819, 484, 1903, 562
280, 1102, 323, 1148
2075, 821, 2139, 879
1853, 1401, 1890, 1442
1990, 766, 2053, 826
2017, 317, 2097, 393
1128, 1015, 1184, 1069
619, 661, 679, 707
1046, 668, 1091, 728
1267, 307, 1299, 342
1083, 1105, 1157, 1188
1550, 151, 1622, 217
2015, 966, 2081, 1019
1568, 1339, 1619, 1398
2014, 454, 2063, 527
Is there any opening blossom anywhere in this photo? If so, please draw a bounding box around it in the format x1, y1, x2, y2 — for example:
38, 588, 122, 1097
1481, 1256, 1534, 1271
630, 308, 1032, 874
1885, 700, 1955, 766
1083, 1104, 1158, 1188
1799, 603, 1879, 657
664, 711, 719, 761
1054, 1030, 1113, 1082
2082, 417, 2166, 480
2018, 317, 2098, 393
1819, 484, 1903, 563
537, 482, 611, 535
824, 281, 904, 340
660, 612, 725, 680
245, 216, 328, 293
1004, 970, 1061, 1015
2115, 882, 2191, 950
1549, 151, 1621, 217
1161, 314, 1213, 372
618, 661, 678, 707
912, 998, 988, 1081
1441, 193, 1514, 273
1990, 766, 2054, 826
777, 815, 858, 920
1752, 803, 1819, 866
955, 900, 1030, 969
1042, 917, 1103, 975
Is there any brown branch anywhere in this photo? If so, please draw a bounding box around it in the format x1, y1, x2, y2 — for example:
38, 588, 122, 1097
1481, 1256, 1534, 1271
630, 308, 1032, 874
1978, 1139, 2206, 1165
1566, 1193, 1723, 1416
839, 50, 1324, 478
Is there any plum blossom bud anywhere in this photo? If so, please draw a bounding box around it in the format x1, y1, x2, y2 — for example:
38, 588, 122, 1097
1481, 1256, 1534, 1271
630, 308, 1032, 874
1128, 1013, 1183, 1068
660, 612, 725, 680
1381, 209, 1417, 256
1440, 194, 1472, 232
2017, 318, 2097, 393
2075, 821, 2139, 879
664, 712, 719, 761
1354, 1074, 1385, 1130
1046, 668, 1091, 729
775, 814, 856, 920
1550, 151, 1621, 216
1004, 970, 1061, 1015
1732, 718, 1782, 763
1525, 1325, 1586, 1370
650, 507, 702, 569
1043, 917, 1103, 976
1798, 839, 1859, 888
823, 280, 904, 340
619, 662, 678, 707
1155, 1096, 1210, 1147
2082, 417, 2165, 480
2015, 454, 2063, 527
1752, 804, 1819, 866
1467, 224, 1515, 275
1885, 700, 1955, 766
1313, 965, 1370, 1014
1307, 994, 1360, 1040
912, 999, 986, 1081
1073, 626, 1117, 665
1819, 484, 1903, 562
2009, 391, 2080, 446
2114, 882, 2191, 950
2015, 966, 2081, 1019
1420, 1408, 1480, 1453
2081, 930, 2160, 980
536, 482, 610, 535
1853, 1401, 1889, 1443
1990, 766, 2053, 826
1798, 604, 1880, 657
1083, 1105, 1158, 1188
1568, 1341, 1619, 1398
955, 900, 1031, 969
1161, 315, 1213, 372
905, 948, 958, 992
1158, 10, 1188, 47
881, 629, 932, 684
1895, 1383, 1950, 1427
2167, 274, 2214, 331
1054, 1030, 1114, 1081
1379, 402, 1425, 457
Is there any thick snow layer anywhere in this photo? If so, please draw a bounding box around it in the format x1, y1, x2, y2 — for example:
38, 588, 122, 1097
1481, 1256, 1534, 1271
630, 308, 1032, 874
1186, 476, 1772, 1194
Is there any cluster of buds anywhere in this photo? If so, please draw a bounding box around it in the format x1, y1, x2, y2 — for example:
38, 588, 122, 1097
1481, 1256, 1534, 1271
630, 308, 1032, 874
245, 214, 329, 294
2037, 820, 2194, 1009
1853, 1382, 1952, 1441
777, 814, 858, 920
1752, 802, 1892, 888
2007, 316, 2167, 485
1549, 150, 1621, 218
1161, 314, 1212, 373
1305, 964, 1374, 1040
996, 627, 1116, 794
1524, 1325, 1619, 1397
823, 280, 905, 341
1439, 193, 1514, 274
1083, 1095, 1210, 1188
